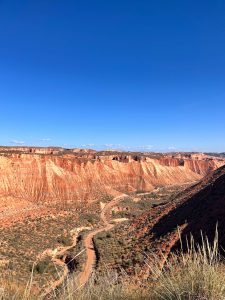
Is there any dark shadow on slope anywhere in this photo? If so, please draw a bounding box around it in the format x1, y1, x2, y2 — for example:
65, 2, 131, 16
148, 166, 225, 251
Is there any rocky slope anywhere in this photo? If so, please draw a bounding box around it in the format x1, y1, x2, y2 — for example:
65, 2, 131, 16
0, 148, 224, 205
128, 164, 225, 272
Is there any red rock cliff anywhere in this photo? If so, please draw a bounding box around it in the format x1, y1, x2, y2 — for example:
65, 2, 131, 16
0, 150, 224, 204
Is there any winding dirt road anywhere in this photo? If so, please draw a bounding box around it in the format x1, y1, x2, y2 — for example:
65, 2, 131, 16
41, 227, 88, 298
77, 186, 191, 286
41, 193, 126, 297
78, 193, 127, 287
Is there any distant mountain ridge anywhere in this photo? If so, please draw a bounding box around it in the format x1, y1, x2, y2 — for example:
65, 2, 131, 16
205, 152, 225, 158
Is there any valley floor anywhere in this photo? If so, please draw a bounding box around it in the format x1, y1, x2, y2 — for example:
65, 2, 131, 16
0, 183, 193, 298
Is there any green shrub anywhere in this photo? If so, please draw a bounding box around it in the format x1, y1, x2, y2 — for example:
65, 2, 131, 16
34, 257, 51, 274
57, 235, 72, 246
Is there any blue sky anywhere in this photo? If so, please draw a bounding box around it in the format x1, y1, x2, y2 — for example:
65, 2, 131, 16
0, 0, 224, 152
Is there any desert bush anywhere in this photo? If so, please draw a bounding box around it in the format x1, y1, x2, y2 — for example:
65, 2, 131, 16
34, 257, 52, 274
57, 235, 72, 246
80, 213, 99, 225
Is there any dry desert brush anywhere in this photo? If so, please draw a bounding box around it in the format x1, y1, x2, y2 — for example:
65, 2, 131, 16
148, 231, 225, 300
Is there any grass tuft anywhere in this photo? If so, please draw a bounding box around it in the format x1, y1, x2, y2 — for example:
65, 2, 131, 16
148, 230, 225, 300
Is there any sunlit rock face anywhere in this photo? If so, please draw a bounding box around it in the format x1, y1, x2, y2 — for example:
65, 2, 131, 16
0, 148, 224, 204
159, 154, 224, 176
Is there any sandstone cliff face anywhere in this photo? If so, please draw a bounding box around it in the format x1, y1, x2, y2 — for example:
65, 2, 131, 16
0, 150, 224, 204
159, 155, 224, 176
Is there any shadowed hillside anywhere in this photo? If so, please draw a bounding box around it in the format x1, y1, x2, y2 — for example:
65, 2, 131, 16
128, 165, 225, 269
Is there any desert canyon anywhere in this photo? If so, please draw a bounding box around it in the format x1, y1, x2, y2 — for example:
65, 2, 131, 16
0, 146, 225, 297
0, 147, 224, 207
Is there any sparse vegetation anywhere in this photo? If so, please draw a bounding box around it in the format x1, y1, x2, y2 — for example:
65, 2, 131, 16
1, 234, 224, 299
79, 212, 100, 225
0, 200, 101, 290
57, 235, 72, 246
34, 257, 52, 274
52, 233, 225, 300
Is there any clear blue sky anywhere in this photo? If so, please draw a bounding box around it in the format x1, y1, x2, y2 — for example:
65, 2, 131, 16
0, 0, 224, 152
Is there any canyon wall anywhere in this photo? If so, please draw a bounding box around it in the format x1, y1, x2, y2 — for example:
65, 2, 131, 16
0, 149, 224, 204
159, 156, 223, 176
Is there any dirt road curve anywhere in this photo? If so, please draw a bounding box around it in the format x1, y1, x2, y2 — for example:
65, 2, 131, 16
41, 227, 88, 298
78, 193, 127, 287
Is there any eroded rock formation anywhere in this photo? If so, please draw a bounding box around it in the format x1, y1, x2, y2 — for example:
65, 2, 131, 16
0, 148, 224, 205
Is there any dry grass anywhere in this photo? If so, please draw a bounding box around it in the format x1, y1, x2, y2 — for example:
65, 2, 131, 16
0, 267, 38, 300
148, 230, 225, 300
57, 270, 147, 300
